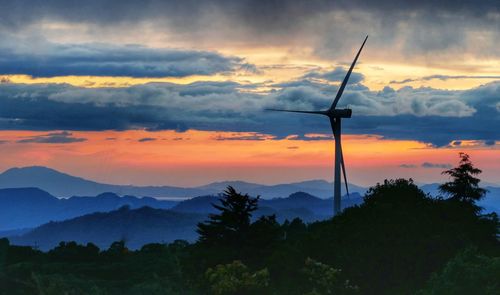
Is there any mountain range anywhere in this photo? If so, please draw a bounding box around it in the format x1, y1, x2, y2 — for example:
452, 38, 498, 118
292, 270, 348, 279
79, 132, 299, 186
0, 165, 498, 250
0, 185, 363, 231
5, 191, 363, 250
0, 187, 177, 231
0, 166, 366, 199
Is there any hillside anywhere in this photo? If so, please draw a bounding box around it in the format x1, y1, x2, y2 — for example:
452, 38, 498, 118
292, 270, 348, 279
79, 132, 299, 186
9, 206, 204, 250
0, 188, 177, 231
172, 191, 364, 222
7, 191, 364, 250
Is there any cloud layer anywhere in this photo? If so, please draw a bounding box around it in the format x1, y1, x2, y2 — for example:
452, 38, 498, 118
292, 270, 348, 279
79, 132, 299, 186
0, 40, 249, 77
1, 0, 497, 63
0, 78, 498, 146
16, 131, 87, 144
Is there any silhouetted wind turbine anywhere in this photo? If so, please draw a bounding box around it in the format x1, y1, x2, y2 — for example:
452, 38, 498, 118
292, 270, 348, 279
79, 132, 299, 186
268, 36, 368, 216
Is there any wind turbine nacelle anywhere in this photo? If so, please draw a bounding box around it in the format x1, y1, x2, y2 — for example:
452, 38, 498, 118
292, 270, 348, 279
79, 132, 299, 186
329, 108, 352, 118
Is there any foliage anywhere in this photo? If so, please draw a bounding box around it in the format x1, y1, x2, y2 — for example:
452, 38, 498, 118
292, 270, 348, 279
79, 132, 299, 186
205, 260, 269, 295
48, 241, 99, 262
439, 153, 487, 204
197, 186, 259, 247
31, 273, 106, 295
0, 238, 8, 273
417, 247, 500, 295
303, 178, 498, 294
302, 258, 358, 295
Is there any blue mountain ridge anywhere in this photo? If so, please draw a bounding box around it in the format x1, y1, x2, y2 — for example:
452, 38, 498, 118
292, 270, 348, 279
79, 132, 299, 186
0, 166, 367, 199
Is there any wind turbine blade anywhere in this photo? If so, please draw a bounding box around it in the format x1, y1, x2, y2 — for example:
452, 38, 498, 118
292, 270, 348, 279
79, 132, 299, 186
340, 144, 350, 197
329, 35, 368, 110
265, 109, 326, 115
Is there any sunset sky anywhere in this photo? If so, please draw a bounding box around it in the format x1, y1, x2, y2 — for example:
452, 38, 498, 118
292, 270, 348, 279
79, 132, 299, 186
0, 0, 498, 187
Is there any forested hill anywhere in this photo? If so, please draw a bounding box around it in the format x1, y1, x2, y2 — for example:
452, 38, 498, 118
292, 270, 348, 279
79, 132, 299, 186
9, 206, 204, 250
0, 188, 177, 231
7, 191, 364, 250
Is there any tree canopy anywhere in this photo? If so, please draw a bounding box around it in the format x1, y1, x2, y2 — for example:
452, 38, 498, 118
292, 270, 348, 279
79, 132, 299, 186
196, 186, 259, 247
439, 153, 487, 203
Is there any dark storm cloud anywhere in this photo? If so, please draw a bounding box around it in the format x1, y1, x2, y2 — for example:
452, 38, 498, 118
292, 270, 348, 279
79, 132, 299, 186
1, 1, 496, 28
0, 80, 498, 146
0, 42, 249, 77
17, 131, 87, 144
0, 1, 497, 60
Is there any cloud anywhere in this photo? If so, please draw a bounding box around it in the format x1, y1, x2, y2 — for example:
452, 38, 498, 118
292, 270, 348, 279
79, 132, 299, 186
303, 67, 365, 84
0, 80, 498, 146
399, 164, 417, 168
421, 162, 452, 169
391, 75, 500, 84
0, 40, 250, 78
138, 137, 156, 142
17, 131, 87, 144
0, 0, 497, 66
213, 133, 275, 141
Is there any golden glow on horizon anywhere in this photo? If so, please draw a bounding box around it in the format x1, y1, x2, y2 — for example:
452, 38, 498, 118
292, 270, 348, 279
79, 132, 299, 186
0, 130, 497, 187
3, 58, 498, 92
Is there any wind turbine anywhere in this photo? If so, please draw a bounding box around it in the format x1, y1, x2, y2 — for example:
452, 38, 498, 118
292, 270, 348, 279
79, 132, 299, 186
268, 36, 368, 216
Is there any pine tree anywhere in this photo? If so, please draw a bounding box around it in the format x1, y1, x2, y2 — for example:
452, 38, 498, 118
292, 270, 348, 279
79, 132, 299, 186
439, 153, 487, 203
197, 186, 259, 246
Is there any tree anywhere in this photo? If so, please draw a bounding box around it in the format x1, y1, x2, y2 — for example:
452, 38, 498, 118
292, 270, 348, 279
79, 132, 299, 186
197, 186, 259, 247
417, 248, 500, 295
439, 153, 487, 204
302, 258, 358, 295
205, 260, 269, 295
0, 238, 8, 273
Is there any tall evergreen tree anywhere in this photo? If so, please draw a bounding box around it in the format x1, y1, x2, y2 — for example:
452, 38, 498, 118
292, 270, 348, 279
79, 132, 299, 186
439, 153, 487, 203
197, 186, 259, 246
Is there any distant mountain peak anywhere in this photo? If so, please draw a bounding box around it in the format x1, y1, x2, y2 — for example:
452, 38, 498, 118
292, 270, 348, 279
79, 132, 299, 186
4, 166, 67, 175
95, 192, 120, 199
288, 191, 319, 200
0, 165, 368, 199
0, 187, 54, 197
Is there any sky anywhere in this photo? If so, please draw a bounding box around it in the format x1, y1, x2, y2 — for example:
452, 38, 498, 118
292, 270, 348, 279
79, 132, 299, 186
0, 0, 498, 187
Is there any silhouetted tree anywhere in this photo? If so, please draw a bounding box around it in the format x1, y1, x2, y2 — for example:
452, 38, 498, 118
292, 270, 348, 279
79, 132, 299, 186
197, 186, 259, 247
439, 153, 487, 204
0, 238, 8, 273
304, 178, 498, 294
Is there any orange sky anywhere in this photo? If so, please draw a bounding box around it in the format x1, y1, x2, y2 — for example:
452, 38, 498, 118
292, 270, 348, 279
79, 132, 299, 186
0, 130, 497, 187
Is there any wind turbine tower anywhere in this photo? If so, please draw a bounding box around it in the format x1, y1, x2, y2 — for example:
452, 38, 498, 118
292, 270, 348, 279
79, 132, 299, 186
268, 36, 368, 216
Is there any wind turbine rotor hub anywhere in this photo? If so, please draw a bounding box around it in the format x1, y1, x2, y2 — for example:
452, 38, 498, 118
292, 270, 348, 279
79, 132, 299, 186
328, 108, 352, 118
